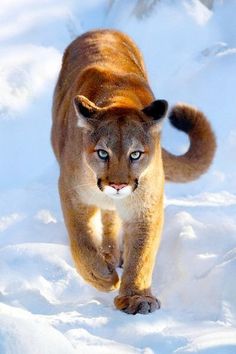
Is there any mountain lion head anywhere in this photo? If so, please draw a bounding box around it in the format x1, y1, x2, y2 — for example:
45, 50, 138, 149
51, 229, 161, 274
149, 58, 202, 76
74, 95, 168, 199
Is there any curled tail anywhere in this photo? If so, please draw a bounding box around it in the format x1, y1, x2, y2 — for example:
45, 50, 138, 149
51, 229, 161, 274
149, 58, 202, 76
162, 104, 216, 183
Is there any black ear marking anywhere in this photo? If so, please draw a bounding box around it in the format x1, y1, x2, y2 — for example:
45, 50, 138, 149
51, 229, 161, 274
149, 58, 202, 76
142, 99, 168, 120
73, 95, 100, 118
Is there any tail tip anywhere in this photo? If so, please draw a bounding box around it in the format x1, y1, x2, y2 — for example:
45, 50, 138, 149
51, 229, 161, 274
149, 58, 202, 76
169, 104, 198, 133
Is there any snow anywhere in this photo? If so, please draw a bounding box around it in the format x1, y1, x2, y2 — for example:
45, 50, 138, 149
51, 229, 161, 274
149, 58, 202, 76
0, 0, 236, 353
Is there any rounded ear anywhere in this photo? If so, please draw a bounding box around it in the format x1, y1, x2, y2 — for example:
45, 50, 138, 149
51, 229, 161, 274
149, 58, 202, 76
73, 95, 102, 128
74, 95, 101, 118
142, 99, 168, 120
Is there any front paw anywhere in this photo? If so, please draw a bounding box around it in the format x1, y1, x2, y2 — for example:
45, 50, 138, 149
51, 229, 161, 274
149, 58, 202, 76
80, 254, 120, 292
114, 294, 161, 315
72, 246, 120, 292
99, 245, 121, 268
90, 268, 120, 292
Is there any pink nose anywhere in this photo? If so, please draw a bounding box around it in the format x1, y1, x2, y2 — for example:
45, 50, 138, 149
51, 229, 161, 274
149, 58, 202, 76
110, 183, 127, 191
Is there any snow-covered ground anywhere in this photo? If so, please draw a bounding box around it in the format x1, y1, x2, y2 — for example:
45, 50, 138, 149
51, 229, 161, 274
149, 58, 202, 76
0, 1, 236, 353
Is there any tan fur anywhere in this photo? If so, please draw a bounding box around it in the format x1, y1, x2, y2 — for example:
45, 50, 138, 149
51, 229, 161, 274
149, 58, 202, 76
51, 29, 216, 314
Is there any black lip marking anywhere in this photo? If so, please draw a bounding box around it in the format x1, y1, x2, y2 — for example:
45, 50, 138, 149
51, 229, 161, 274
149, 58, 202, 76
133, 178, 139, 191
97, 178, 103, 191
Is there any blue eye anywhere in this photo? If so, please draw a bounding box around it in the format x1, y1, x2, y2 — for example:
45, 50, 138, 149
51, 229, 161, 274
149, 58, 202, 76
130, 151, 142, 161
97, 149, 109, 160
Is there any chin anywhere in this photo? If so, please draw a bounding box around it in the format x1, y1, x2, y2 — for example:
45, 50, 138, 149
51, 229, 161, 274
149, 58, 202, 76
103, 186, 132, 199
108, 193, 130, 200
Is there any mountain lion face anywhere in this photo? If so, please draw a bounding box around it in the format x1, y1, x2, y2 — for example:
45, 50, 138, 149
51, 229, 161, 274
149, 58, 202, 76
74, 96, 168, 199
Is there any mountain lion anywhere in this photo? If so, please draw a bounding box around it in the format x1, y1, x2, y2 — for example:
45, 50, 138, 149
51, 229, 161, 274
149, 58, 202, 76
51, 29, 216, 314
